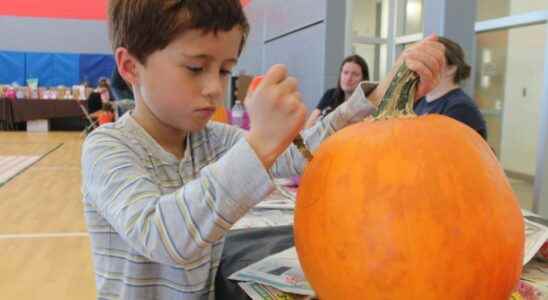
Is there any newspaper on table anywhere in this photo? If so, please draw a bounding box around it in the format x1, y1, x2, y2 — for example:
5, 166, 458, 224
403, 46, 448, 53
238, 282, 314, 300
524, 218, 548, 265
232, 179, 297, 230
518, 210, 548, 299
232, 209, 294, 230
254, 191, 295, 210
229, 247, 316, 298
520, 259, 548, 298
231, 209, 548, 300
255, 179, 296, 210
523, 210, 548, 266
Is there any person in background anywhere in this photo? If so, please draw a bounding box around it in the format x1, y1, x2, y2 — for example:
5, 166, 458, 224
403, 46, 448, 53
88, 79, 116, 114
111, 67, 135, 116
98, 78, 114, 103
86, 91, 103, 114
305, 54, 370, 128
111, 67, 134, 101
414, 36, 487, 139
91, 102, 116, 126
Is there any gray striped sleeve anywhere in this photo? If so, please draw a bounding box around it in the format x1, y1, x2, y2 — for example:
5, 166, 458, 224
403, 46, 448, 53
82, 131, 273, 268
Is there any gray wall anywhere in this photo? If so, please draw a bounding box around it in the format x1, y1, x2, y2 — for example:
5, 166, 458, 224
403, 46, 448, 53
264, 23, 326, 110
238, 0, 347, 110
324, 0, 348, 94
0, 16, 111, 54
237, 1, 266, 75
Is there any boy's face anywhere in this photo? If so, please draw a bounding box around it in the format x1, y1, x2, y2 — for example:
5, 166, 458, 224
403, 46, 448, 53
134, 28, 242, 132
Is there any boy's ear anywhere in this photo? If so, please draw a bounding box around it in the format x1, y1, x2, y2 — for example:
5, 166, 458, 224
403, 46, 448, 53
115, 48, 139, 87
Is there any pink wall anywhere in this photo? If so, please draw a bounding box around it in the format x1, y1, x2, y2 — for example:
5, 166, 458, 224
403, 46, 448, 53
0, 0, 108, 20
0, 0, 251, 21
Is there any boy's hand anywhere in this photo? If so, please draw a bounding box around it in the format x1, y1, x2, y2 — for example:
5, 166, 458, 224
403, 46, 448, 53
368, 34, 446, 105
244, 65, 307, 169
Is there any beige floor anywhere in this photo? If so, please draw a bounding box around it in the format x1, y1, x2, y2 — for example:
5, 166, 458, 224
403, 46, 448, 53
0, 132, 95, 300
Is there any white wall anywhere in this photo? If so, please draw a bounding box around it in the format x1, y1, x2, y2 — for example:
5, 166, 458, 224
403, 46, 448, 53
510, 0, 548, 15
477, 0, 509, 21
349, 0, 389, 81
351, 0, 380, 37
476, 0, 547, 21
350, 0, 380, 80
500, 5, 546, 175
403, 0, 423, 35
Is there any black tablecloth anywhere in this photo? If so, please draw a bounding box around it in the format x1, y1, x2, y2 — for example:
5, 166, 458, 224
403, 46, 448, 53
215, 225, 294, 299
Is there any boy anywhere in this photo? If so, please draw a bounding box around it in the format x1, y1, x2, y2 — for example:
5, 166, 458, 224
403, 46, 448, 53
82, 0, 445, 299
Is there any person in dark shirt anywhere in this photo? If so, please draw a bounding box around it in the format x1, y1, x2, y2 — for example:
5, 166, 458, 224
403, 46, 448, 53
305, 54, 370, 128
111, 67, 134, 101
87, 92, 103, 114
414, 37, 487, 139
110, 67, 135, 116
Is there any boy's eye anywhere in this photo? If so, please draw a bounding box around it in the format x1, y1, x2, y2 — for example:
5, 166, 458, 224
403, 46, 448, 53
186, 66, 204, 73
220, 69, 232, 77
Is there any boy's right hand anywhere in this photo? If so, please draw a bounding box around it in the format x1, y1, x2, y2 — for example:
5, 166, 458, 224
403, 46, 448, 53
244, 65, 307, 169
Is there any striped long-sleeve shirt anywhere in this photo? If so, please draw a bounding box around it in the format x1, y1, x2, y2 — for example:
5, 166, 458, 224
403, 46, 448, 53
81, 85, 376, 300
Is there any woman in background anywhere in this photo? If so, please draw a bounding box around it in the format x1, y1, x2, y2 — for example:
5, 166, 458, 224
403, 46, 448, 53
305, 54, 370, 128
414, 36, 487, 139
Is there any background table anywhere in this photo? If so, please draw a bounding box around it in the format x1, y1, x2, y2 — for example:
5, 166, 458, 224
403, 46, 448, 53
0, 98, 89, 131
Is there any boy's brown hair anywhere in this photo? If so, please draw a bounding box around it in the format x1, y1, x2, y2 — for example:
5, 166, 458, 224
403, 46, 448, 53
108, 0, 250, 64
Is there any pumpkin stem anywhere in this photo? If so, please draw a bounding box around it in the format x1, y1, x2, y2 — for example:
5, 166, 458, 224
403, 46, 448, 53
373, 64, 419, 120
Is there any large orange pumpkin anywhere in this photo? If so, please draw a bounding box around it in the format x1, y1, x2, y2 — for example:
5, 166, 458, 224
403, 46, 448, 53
294, 66, 524, 299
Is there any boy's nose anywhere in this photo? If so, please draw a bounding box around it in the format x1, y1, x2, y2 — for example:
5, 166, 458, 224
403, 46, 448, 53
202, 76, 223, 100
